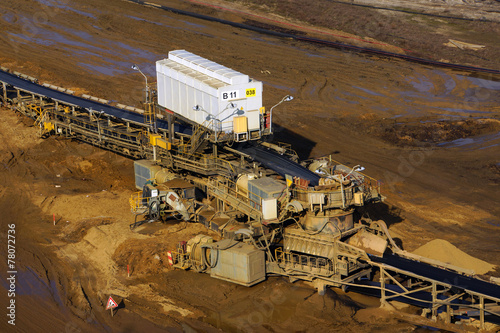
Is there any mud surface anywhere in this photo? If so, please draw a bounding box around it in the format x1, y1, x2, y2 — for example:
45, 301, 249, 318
0, 0, 499, 332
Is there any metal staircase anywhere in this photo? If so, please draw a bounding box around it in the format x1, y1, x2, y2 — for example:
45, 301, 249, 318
206, 180, 262, 222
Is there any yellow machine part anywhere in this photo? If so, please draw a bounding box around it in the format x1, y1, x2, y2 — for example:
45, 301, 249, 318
233, 116, 248, 133
156, 138, 171, 150
149, 133, 161, 145
149, 133, 171, 150
43, 122, 54, 132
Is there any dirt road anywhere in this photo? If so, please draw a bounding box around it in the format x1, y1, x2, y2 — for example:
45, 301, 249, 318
0, 0, 499, 332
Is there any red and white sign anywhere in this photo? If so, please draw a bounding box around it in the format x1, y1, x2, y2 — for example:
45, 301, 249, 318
167, 251, 174, 266
105, 296, 118, 310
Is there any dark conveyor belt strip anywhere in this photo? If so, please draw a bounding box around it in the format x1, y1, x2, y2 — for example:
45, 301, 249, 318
0, 70, 171, 129
371, 254, 500, 300
237, 145, 321, 186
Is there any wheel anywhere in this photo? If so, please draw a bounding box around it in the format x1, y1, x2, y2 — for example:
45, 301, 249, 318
149, 200, 160, 221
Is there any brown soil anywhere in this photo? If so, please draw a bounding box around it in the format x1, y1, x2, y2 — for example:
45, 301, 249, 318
210, 0, 500, 70
0, 0, 499, 332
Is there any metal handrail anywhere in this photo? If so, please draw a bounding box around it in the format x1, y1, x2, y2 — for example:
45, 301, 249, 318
275, 248, 334, 274
207, 177, 262, 211
129, 191, 151, 213
325, 156, 380, 192
171, 143, 236, 175
53, 106, 143, 141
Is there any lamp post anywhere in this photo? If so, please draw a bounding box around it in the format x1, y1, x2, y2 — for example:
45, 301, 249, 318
131, 64, 149, 103
269, 95, 293, 134
343, 165, 365, 181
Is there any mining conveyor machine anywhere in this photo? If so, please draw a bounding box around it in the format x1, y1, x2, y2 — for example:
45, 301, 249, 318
1, 51, 499, 330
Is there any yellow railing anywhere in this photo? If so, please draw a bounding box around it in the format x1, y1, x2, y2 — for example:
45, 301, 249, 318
143, 102, 155, 125
129, 191, 151, 213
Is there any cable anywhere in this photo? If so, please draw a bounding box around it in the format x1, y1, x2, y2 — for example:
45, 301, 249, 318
292, 217, 342, 236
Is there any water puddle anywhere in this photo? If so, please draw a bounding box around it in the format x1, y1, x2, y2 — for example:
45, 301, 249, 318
8, 32, 55, 46
7, 21, 105, 51
438, 107, 492, 115
7, 16, 164, 76
407, 76, 434, 93
61, 26, 93, 41
486, 219, 500, 227
353, 85, 383, 97
78, 63, 127, 76
183, 20, 206, 29
1, 267, 65, 308
433, 70, 456, 94
2, 12, 16, 24
438, 131, 500, 150
34, 0, 97, 19
305, 52, 325, 58
399, 68, 500, 111
112, 41, 160, 63
466, 76, 500, 91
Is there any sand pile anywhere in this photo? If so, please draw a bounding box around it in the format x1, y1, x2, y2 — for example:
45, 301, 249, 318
413, 239, 496, 275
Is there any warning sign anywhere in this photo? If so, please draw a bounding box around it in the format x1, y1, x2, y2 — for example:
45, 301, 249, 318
105, 296, 118, 310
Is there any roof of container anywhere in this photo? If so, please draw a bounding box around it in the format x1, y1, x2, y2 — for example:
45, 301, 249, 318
158, 58, 226, 90
249, 177, 286, 194
168, 50, 249, 85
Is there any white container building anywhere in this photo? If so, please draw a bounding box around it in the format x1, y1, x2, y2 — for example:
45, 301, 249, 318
156, 50, 263, 141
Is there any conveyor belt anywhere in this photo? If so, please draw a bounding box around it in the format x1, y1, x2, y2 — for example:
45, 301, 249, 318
237, 144, 321, 186
370, 254, 500, 300
1, 69, 321, 184
0, 70, 174, 129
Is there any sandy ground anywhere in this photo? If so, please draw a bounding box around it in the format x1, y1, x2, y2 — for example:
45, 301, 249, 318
0, 0, 499, 332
